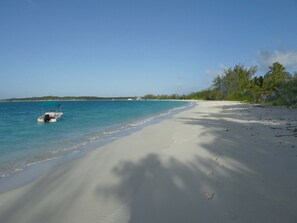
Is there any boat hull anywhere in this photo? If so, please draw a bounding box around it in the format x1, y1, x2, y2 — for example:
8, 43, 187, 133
37, 112, 63, 123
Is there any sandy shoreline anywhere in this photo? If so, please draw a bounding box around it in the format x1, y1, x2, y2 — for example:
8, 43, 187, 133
0, 101, 296, 223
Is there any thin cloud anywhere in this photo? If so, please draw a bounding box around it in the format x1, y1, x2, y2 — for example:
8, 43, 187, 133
257, 50, 297, 69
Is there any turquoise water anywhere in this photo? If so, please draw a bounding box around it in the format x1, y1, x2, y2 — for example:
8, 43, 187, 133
0, 100, 189, 178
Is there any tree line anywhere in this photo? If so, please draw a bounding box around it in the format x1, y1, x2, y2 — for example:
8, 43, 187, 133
2, 96, 138, 102
145, 62, 297, 106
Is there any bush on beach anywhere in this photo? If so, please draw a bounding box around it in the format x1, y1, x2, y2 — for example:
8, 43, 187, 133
145, 62, 297, 107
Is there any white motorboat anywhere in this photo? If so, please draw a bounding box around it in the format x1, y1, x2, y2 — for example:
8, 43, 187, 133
37, 102, 63, 123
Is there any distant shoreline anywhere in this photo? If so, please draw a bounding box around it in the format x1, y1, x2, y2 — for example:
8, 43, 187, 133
0, 96, 140, 102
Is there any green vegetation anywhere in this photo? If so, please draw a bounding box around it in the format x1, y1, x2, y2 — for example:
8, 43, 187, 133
210, 64, 257, 101
145, 62, 297, 106
198, 62, 296, 106
142, 94, 187, 100
2, 96, 137, 102
3, 62, 296, 106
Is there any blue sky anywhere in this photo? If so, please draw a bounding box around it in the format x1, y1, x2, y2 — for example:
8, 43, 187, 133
1, 0, 297, 99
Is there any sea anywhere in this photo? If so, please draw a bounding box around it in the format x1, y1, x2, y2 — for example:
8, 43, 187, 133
0, 100, 190, 183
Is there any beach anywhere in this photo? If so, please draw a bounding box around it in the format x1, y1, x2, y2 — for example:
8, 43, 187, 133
0, 100, 296, 223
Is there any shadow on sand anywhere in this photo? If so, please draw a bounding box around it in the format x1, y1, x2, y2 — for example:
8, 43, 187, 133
96, 103, 297, 223
1, 103, 296, 223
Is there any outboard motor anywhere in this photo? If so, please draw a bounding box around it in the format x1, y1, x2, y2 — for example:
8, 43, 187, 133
44, 114, 50, 122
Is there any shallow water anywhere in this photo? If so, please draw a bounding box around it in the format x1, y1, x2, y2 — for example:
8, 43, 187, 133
0, 100, 189, 178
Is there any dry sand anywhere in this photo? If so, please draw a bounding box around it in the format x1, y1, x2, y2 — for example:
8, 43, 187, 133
0, 101, 297, 223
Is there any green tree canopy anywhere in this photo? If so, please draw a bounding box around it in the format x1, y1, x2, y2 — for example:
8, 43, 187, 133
263, 62, 290, 93
214, 64, 257, 100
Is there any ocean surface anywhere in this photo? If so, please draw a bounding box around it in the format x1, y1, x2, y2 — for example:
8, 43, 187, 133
0, 100, 190, 179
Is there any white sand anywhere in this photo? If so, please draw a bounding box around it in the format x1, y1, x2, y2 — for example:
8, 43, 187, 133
0, 101, 297, 223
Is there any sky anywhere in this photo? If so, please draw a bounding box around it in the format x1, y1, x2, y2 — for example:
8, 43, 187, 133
1, 0, 297, 99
